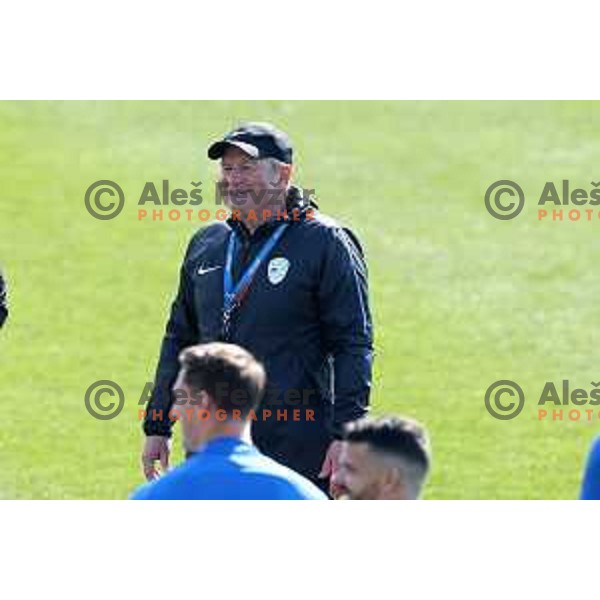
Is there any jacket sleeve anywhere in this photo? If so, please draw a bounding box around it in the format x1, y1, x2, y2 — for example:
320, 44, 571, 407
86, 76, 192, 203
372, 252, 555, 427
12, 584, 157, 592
317, 226, 374, 434
143, 236, 200, 436
0, 271, 7, 328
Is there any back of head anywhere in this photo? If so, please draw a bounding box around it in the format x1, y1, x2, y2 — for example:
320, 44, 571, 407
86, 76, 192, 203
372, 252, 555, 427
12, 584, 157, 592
179, 342, 266, 417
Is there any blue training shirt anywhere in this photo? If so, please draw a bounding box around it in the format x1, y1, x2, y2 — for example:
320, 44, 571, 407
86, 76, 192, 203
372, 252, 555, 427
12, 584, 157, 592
580, 436, 600, 500
131, 436, 327, 500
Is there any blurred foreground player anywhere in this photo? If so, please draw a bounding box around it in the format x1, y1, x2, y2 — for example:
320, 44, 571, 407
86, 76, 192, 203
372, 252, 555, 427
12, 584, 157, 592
331, 416, 430, 500
580, 436, 600, 499
132, 342, 326, 500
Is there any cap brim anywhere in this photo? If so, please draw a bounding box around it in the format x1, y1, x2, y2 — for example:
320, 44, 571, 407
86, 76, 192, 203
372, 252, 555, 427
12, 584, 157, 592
207, 140, 260, 160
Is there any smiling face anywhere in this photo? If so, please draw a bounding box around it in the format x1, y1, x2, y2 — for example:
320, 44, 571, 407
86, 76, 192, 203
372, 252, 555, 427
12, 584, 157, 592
332, 441, 392, 500
219, 146, 291, 218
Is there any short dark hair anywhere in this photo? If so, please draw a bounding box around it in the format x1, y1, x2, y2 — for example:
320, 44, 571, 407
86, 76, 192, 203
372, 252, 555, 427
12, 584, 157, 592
178, 343, 266, 417
344, 416, 430, 478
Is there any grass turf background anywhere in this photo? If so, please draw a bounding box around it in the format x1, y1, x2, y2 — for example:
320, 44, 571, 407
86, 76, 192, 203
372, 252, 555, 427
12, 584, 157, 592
1, 100, 599, 499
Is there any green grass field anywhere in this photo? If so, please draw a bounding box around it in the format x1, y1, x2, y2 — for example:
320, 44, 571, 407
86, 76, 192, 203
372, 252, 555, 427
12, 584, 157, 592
1, 100, 600, 499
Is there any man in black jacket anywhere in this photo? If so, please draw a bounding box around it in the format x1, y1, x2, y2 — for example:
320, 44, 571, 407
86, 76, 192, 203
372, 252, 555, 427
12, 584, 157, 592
141, 122, 374, 492
0, 270, 7, 329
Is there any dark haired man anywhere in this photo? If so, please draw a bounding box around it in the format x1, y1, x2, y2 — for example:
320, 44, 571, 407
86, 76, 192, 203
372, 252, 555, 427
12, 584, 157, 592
132, 342, 326, 500
331, 416, 430, 500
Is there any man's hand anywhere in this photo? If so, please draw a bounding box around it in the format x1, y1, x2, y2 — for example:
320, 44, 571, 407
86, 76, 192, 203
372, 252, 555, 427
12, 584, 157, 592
142, 436, 172, 481
319, 439, 344, 498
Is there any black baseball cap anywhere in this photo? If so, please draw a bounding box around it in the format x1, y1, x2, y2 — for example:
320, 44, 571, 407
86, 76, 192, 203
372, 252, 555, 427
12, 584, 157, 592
207, 122, 293, 164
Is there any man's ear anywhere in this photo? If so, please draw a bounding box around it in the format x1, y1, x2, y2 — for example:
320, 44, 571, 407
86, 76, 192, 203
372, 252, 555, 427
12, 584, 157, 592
283, 163, 293, 182
273, 163, 292, 187
284, 164, 294, 187
380, 467, 403, 498
198, 390, 212, 411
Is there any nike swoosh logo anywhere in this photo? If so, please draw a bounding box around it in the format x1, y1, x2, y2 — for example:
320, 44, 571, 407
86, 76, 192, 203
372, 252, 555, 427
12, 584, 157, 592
197, 264, 222, 276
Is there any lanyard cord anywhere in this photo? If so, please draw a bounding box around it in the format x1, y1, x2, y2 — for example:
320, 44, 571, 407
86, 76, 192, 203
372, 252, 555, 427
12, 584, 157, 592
222, 223, 290, 340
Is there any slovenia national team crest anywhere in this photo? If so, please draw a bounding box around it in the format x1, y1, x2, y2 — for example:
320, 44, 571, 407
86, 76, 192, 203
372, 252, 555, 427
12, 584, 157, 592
268, 257, 290, 285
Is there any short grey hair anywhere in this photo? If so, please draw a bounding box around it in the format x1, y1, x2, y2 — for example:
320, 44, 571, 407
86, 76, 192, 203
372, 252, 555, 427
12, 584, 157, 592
260, 157, 291, 187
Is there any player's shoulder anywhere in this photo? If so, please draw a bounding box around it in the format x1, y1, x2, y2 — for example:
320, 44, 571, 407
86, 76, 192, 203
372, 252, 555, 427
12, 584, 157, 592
588, 435, 600, 460
130, 451, 325, 500
129, 465, 188, 500
130, 456, 216, 500
255, 454, 327, 500
280, 474, 328, 500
